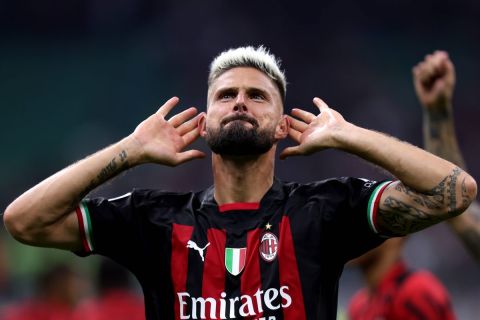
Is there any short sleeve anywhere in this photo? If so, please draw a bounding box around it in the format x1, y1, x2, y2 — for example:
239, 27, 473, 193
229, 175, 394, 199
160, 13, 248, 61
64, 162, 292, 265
74, 190, 150, 271
320, 177, 394, 262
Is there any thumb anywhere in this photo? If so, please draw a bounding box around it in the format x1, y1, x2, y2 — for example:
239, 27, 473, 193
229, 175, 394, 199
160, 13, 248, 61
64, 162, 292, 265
176, 150, 206, 165
279, 146, 303, 160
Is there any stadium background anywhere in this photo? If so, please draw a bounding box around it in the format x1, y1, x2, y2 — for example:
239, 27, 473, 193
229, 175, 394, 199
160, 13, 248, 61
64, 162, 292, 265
1, 0, 479, 318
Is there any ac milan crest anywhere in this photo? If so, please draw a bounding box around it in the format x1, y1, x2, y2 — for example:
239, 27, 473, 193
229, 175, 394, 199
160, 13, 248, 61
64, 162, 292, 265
259, 232, 278, 262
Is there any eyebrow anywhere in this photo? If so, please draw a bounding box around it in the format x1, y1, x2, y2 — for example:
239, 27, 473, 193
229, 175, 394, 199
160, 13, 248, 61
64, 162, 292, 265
214, 87, 272, 100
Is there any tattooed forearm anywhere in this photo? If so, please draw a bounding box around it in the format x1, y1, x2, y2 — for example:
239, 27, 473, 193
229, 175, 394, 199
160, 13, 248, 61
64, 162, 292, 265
423, 112, 467, 168
378, 167, 470, 235
74, 149, 130, 204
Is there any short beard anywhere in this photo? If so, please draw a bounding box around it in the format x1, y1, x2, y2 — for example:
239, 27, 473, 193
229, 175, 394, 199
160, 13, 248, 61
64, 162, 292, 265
205, 114, 276, 156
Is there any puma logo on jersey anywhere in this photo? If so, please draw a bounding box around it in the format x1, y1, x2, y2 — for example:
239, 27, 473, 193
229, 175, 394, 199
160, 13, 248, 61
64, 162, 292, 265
186, 240, 210, 261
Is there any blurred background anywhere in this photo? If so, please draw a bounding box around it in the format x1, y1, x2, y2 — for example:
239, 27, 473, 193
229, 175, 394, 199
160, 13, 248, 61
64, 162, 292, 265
1, 0, 479, 318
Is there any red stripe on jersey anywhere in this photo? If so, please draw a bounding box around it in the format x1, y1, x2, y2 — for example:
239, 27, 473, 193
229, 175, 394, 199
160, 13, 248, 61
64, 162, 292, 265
241, 228, 263, 319
218, 202, 260, 212
171, 224, 194, 319
203, 228, 227, 319
278, 216, 306, 320
75, 206, 90, 253
372, 182, 392, 233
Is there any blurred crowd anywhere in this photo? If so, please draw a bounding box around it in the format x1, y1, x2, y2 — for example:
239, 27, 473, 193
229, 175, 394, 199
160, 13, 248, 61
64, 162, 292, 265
0, 236, 143, 320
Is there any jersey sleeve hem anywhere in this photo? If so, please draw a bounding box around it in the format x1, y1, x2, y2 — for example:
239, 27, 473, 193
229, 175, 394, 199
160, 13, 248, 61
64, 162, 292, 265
367, 180, 394, 235
75, 201, 95, 254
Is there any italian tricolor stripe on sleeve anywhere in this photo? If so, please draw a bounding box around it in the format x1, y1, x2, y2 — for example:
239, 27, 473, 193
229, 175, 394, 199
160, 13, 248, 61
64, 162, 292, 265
75, 201, 94, 254
367, 181, 394, 234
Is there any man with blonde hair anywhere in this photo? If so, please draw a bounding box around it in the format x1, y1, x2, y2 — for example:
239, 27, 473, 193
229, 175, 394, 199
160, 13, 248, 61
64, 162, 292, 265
4, 46, 477, 319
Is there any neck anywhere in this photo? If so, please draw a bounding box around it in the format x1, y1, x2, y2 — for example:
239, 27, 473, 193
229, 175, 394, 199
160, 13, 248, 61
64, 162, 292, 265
212, 147, 276, 205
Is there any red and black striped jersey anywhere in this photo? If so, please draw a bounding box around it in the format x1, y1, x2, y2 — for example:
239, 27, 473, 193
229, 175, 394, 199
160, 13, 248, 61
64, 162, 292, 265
76, 177, 391, 320
348, 261, 456, 320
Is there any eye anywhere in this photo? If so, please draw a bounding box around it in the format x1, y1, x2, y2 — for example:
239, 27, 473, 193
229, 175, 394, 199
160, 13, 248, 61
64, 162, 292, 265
217, 90, 236, 101
220, 93, 235, 100
250, 92, 266, 101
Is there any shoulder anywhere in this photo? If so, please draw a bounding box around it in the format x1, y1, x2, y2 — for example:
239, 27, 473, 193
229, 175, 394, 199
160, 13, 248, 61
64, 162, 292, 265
281, 177, 378, 196
102, 187, 210, 210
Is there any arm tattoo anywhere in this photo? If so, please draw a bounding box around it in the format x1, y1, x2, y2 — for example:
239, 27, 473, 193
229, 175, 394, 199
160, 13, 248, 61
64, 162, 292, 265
378, 167, 468, 235
447, 167, 460, 212
378, 197, 445, 235
74, 149, 130, 205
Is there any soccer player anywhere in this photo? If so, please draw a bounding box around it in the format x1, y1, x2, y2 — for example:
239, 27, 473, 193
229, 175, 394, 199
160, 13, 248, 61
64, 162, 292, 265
3, 46, 477, 320
413, 50, 480, 262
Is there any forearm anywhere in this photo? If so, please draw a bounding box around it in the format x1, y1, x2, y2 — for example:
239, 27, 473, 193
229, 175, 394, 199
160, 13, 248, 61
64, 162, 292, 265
423, 105, 466, 168
335, 123, 461, 193
3, 135, 142, 242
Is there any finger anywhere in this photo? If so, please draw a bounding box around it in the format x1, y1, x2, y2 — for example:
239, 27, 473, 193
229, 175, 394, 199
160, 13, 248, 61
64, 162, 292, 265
287, 115, 308, 132
279, 146, 303, 160
175, 150, 206, 165
291, 108, 316, 123
288, 127, 302, 143
418, 62, 434, 85
169, 107, 198, 128
313, 97, 330, 113
182, 127, 202, 146
444, 58, 456, 78
177, 112, 204, 136
156, 97, 180, 118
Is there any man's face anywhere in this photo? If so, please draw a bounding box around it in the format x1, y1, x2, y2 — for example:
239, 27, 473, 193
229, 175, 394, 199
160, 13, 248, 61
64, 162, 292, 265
203, 67, 286, 156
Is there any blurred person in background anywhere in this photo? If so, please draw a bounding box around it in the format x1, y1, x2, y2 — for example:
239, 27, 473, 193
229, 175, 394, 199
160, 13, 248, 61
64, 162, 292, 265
3, 46, 477, 320
75, 258, 144, 320
347, 50, 480, 320
1, 263, 86, 320
414, 50, 480, 262
347, 238, 455, 320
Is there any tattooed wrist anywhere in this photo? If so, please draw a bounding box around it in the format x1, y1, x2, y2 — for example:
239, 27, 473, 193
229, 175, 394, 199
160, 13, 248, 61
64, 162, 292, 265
74, 149, 130, 203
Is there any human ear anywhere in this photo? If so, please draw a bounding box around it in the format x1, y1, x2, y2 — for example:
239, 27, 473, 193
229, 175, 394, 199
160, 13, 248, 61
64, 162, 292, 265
274, 115, 289, 140
198, 113, 207, 138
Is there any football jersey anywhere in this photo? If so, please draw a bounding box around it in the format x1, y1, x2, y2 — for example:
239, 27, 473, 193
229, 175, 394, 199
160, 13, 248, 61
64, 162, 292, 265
348, 261, 456, 320
75, 177, 392, 320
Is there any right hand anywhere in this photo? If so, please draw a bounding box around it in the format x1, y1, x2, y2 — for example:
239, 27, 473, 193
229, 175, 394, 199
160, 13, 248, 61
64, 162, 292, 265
130, 97, 206, 166
412, 50, 456, 110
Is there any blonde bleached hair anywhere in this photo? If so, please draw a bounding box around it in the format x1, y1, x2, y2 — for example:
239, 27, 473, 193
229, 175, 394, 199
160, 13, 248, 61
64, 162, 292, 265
208, 45, 287, 100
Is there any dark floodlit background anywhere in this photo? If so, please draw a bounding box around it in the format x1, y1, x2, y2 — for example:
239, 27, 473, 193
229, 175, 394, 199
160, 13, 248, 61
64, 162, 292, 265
1, 0, 479, 318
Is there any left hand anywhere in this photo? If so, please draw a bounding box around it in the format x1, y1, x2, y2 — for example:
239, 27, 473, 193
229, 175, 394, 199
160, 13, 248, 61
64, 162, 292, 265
280, 97, 348, 159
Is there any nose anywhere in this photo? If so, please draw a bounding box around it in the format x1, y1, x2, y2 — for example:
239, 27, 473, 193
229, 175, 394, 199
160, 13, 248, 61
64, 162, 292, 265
233, 92, 248, 112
